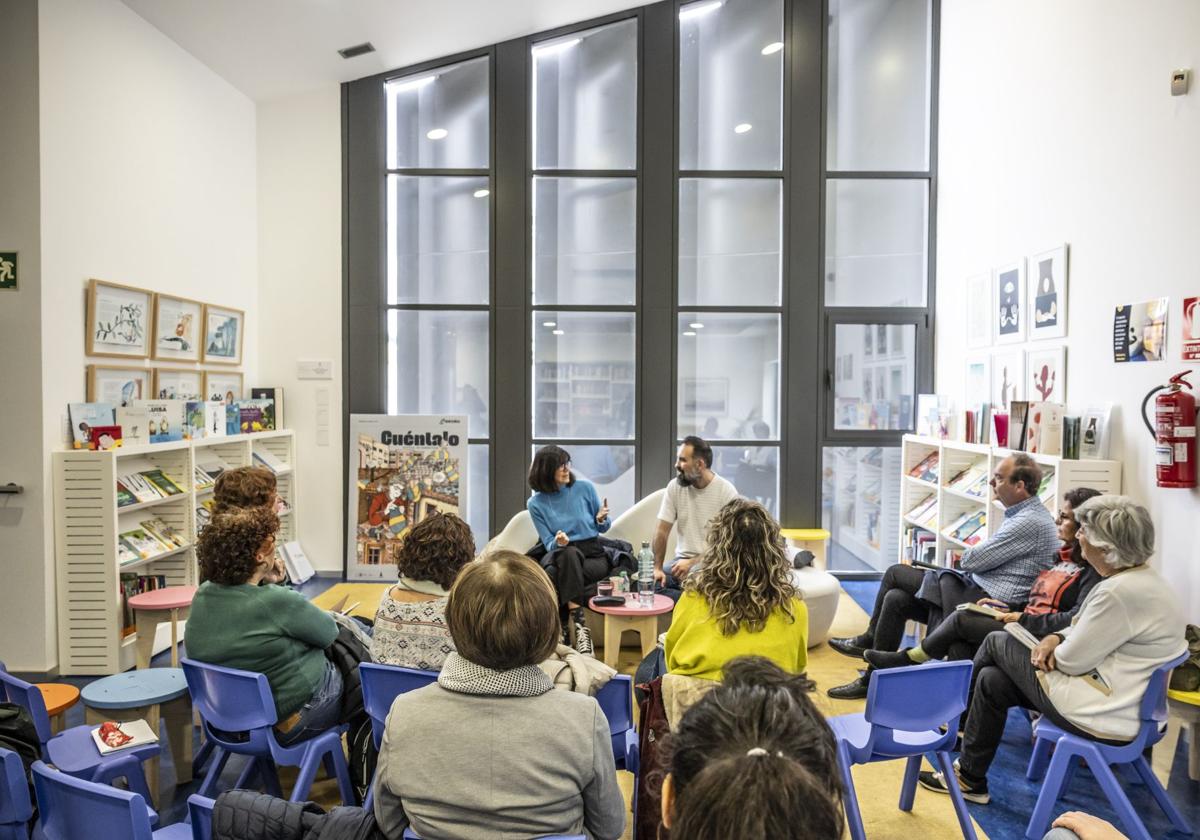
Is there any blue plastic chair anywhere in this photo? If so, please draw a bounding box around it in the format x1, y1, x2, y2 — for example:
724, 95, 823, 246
181, 658, 355, 805
1024, 652, 1192, 840
828, 661, 977, 840
402, 832, 582, 840
359, 664, 438, 810
0, 748, 31, 840
0, 666, 159, 808
30, 760, 213, 840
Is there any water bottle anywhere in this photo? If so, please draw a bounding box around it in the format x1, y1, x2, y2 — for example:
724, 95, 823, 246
637, 541, 655, 608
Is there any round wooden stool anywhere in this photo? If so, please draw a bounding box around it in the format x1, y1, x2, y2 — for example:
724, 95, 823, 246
589, 594, 675, 670
81, 668, 193, 807
35, 683, 80, 734
128, 585, 196, 669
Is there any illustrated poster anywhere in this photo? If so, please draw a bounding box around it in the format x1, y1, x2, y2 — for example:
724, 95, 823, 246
1112, 297, 1168, 363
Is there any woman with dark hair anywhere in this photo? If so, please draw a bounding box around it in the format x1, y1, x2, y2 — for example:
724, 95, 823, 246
371, 512, 476, 670
660, 656, 843, 839
866, 486, 1104, 669
526, 445, 625, 653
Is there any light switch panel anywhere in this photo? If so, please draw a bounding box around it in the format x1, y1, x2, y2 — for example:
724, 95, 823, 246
297, 359, 334, 379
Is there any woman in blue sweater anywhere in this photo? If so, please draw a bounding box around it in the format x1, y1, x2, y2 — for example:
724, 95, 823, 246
527, 445, 616, 653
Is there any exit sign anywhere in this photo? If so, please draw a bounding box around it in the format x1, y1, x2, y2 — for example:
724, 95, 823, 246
0, 253, 16, 290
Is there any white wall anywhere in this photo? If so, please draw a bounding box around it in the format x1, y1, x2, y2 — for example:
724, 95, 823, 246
32, 0, 258, 671
257, 88, 344, 572
937, 0, 1200, 620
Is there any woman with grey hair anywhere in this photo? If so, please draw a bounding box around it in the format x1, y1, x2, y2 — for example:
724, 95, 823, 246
918, 495, 1187, 804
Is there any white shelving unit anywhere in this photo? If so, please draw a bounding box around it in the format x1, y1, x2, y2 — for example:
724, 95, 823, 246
898, 434, 1121, 567
824, 446, 902, 570
53, 430, 296, 675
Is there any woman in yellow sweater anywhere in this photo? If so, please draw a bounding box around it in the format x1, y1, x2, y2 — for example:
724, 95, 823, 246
664, 499, 808, 680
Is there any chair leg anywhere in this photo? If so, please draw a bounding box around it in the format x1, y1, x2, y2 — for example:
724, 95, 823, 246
329, 746, 356, 806
234, 756, 260, 791
1026, 734, 1053, 780
196, 746, 231, 798
290, 752, 321, 803
1025, 744, 1077, 840
935, 751, 978, 840
1088, 755, 1153, 840
260, 760, 283, 799
898, 755, 920, 812
192, 738, 215, 778
837, 741, 867, 840
1131, 756, 1191, 835
363, 784, 374, 813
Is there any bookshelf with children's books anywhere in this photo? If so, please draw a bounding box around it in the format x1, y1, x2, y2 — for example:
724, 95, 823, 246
898, 434, 1121, 569
53, 430, 297, 674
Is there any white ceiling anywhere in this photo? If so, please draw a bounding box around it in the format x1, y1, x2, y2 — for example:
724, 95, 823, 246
118, 0, 647, 103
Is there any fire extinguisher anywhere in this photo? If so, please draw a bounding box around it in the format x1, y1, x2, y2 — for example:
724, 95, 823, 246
1141, 370, 1198, 488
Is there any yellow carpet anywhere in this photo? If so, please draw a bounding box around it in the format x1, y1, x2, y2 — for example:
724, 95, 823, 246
305, 583, 985, 839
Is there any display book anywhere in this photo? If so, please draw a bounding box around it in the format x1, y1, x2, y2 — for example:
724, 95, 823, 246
117, 516, 187, 565
116, 467, 187, 507
67, 396, 278, 448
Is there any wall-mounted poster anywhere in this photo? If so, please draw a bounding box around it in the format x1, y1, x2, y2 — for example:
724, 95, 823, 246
347, 415, 468, 580
86, 279, 151, 359
1113, 297, 1168, 362
87, 364, 151, 407
994, 260, 1026, 345
1028, 346, 1066, 403
1028, 245, 1068, 340
202, 304, 244, 366
1182, 297, 1200, 361
154, 368, 203, 401
964, 353, 990, 407
152, 294, 203, 362
990, 348, 1025, 413
965, 274, 992, 349
202, 370, 244, 403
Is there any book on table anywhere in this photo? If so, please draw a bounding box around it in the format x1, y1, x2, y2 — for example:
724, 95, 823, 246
91, 719, 159, 754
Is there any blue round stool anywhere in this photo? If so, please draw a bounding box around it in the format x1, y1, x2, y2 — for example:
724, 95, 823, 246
82, 668, 193, 805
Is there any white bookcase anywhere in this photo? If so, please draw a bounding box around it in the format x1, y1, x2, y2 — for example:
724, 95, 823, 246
53, 430, 296, 675
898, 434, 1121, 567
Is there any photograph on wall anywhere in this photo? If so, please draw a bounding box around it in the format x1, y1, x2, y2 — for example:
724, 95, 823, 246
1182, 296, 1200, 361
681, 378, 728, 416
87, 364, 151, 407
994, 260, 1026, 344
990, 348, 1025, 413
154, 368, 203, 401
1028, 245, 1068, 340
86, 279, 151, 359
203, 371, 244, 403
965, 273, 992, 349
152, 294, 203, 362
1112, 297, 1168, 363
347, 414, 468, 580
1028, 346, 1066, 403
964, 353, 991, 407
202, 304, 245, 366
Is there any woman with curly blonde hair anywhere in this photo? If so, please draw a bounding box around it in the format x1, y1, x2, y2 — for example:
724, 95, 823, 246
662, 498, 808, 680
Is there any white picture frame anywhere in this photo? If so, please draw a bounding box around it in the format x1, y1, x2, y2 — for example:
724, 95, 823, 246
1028, 245, 1069, 340
201, 304, 245, 366
990, 348, 1025, 413
1027, 345, 1067, 404
151, 293, 204, 362
994, 260, 1026, 345
965, 273, 992, 349
153, 368, 204, 401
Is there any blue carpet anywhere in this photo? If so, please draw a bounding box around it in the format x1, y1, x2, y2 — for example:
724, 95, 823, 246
840, 579, 879, 616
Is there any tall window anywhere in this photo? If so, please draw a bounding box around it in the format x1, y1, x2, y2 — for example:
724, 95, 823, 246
531, 19, 639, 514
384, 56, 492, 545
677, 0, 784, 516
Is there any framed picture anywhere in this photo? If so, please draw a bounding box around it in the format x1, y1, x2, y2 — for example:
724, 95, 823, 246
965, 273, 992, 349
87, 364, 151, 407
86, 279, 151, 359
990, 348, 1025, 412
153, 368, 204, 401
681, 378, 728, 415
203, 370, 244, 403
964, 353, 991, 407
1028, 345, 1066, 403
152, 293, 203, 362
202, 304, 244, 366
1028, 245, 1069, 340
994, 260, 1026, 345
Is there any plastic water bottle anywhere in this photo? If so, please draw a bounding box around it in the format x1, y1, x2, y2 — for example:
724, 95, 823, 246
637, 541, 655, 608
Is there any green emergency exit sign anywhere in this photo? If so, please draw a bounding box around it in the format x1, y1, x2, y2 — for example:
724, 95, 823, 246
0, 253, 16, 290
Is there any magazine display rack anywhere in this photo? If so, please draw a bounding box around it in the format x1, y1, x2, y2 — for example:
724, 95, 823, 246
898, 434, 1121, 567
53, 430, 296, 674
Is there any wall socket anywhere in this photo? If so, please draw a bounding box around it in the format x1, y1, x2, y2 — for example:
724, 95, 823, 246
1172, 68, 1190, 96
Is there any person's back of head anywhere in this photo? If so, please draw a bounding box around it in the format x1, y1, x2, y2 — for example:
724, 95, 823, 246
395, 511, 476, 589
196, 506, 279, 585
664, 656, 843, 840
212, 466, 277, 514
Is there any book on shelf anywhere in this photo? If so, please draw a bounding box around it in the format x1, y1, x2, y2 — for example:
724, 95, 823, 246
947, 463, 988, 494
195, 497, 216, 532
117, 541, 140, 566
116, 481, 138, 508
236, 398, 276, 433
906, 494, 938, 524
1026, 402, 1064, 456
195, 458, 227, 485
902, 526, 938, 565
275, 496, 293, 515
251, 387, 284, 428
185, 400, 227, 440
907, 452, 940, 483
120, 573, 168, 636
945, 549, 962, 567
130, 400, 185, 444
193, 465, 216, 491
118, 528, 171, 560
225, 404, 241, 436
1062, 416, 1082, 459
1009, 401, 1030, 451
141, 469, 185, 497
993, 412, 1010, 448
1037, 465, 1057, 503
1080, 404, 1112, 460
89, 425, 123, 450
280, 540, 315, 584
949, 510, 986, 544
68, 402, 117, 449
117, 472, 160, 503
116, 405, 150, 447
139, 517, 186, 549
252, 448, 288, 474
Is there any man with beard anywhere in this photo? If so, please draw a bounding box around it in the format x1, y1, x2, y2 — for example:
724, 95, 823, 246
651, 436, 740, 601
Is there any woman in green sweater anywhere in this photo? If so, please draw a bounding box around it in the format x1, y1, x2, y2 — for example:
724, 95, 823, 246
185, 507, 341, 746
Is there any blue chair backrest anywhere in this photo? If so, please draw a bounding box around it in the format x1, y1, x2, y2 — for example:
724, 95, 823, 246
31, 760, 153, 840
0, 748, 31, 827
181, 658, 278, 732
865, 660, 973, 735
360, 664, 437, 747
595, 675, 633, 738
187, 794, 215, 840
1138, 651, 1190, 731
0, 666, 51, 746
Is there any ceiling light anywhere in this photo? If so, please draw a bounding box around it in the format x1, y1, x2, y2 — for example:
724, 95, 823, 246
761, 42, 784, 55
543, 321, 557, 327
679, 1, 723, 21
532, 38, 581, 57
426, 128, 449, 140
388, 74, 437, 94
734, 123, 752, 134
683, 330, 697, 337
338, 42, 376, 60
473, 189, 490, 198
552, 329, 565, 335
689, 322, 704, 329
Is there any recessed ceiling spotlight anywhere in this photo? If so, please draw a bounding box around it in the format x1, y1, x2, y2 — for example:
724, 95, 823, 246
734, 123, 752, 134
761, 42, 784, 55
473, 189, 490, 198
338, 42, 376, 59
426, 128, 449, 140
689, 322, 704, 329
543, 321, 557, 327
679, 1, 723, 21
683, 330, 697, 337
552, 329, 565, 335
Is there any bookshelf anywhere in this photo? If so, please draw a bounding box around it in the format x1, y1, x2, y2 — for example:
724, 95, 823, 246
898, 434, 1121, 568
53, 430, 296, 675
535, 362, 634, 438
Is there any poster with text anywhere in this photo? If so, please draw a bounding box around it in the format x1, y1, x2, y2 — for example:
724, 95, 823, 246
1112, 298, 1168, 363
346, 414, 468, 580
1183, 297, 1200, 361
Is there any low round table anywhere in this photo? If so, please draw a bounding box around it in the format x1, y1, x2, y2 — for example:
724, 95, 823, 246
81, 668, 193, 806
35, 683, 80, 734
588, 594, 675, 670
780, 528, 831, 570
128, 585, 196, 669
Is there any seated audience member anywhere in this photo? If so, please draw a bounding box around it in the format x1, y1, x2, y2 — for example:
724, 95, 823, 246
373, 551, 625, 840
828, 453, 1059, 699
371, 512, 475, 671
186, 508, 343, 746
527, 445, 631, 654
867, 487, 1103, 669
919, 495, 1187, 804
660, 656, 843, 840
207, 465, 289, 584
660, 499, 808, 682
651, 436, 740, 595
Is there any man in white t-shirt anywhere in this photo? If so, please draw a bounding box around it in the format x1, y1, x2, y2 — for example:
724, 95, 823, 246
651, 436, 740, 598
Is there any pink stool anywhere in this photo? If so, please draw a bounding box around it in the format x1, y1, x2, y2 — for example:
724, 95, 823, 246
128, 585, 197, 669
589, 594, 675, 670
